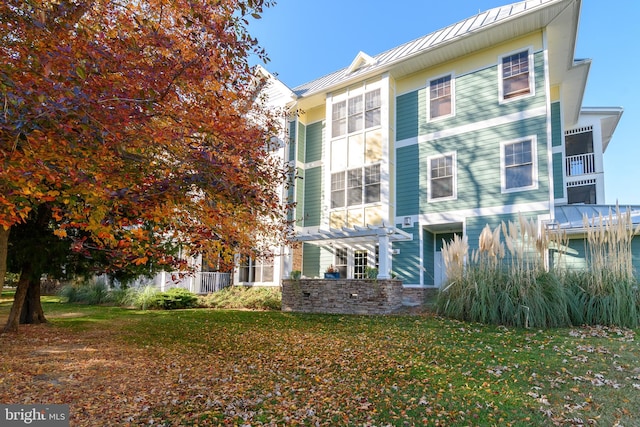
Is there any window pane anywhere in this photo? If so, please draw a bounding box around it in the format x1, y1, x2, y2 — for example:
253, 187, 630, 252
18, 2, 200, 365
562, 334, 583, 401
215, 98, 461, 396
332, 101, 346, 137
365, 89, 381, 128
365, 109, 380, 128
502, 51, 530, 99
430, 75, 452, 119
430, 155, 454, 199
432, 177, 453, 198
347, 169, 362, 206
332, 118, 346, 138
331, 172, 345, 208
348, 96, 363, 133
505, 164, 532, 189
365, 183, 380, 203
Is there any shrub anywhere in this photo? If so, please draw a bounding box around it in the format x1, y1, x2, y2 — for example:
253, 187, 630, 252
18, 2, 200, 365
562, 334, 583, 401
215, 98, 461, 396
199, 286, 281, 310
58, 278, 112, 305
133, 285, 160, 310
150, 288, 198, 310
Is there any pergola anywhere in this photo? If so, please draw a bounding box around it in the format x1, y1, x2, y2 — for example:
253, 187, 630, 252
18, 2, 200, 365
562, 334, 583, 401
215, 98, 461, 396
292, 224, 413, 279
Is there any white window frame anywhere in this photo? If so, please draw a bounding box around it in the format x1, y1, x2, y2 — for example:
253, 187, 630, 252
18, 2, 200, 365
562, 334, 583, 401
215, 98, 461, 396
428, 73, 455, 121
330, 88, 381, 139
330, 163, 382, 209
498, 48, 535, 103
427, 152, 457, 202
500, 136, 538, 193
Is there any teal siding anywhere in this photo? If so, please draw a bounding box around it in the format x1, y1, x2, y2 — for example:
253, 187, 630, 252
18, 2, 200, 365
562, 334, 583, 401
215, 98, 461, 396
416, 116, 549, 214
396, 91, 420, 141
553, 238, 588, 272
295, 168, 304, 225
396, 145, 420, 216
465, 211, 549, 252
305, 121, 324, 163
297, 122, 306, 163
392, 224, 421, 285
423, 230, 435, 286
303, 167, 322, 227
396, 51, 547, 143
302, 243, 321, 278
288, 120, 296, 162
552, 152, 564, 199
551, 102, 562, 147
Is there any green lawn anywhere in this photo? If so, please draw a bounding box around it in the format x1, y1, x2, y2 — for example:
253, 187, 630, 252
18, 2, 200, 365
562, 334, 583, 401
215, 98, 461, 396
1, 291, 639, 426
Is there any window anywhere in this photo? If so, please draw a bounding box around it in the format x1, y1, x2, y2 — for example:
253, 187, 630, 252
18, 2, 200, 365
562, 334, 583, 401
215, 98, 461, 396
238, 256, 274, 283
501, 50, 532, 100
335, 248, 348, 278
428, 153, 456, 200
354, 250, 368, 279
429, 75, 452, 119
331, 172, 345, 208
331, 164, 381, 208
364, 164, 381, 203
501, 138, 537, 192
332, 89, 380, 138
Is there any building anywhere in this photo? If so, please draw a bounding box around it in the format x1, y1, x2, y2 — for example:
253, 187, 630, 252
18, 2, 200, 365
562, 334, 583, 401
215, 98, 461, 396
263, 0, 639, 297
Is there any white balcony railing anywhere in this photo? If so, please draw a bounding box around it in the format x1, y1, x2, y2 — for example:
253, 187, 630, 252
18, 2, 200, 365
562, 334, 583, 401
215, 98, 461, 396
565, 153, 596, 176
198, 272, 231, 293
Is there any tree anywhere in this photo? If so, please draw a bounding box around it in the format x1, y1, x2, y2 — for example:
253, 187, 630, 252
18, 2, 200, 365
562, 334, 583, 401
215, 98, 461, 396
0, 0, 288, 332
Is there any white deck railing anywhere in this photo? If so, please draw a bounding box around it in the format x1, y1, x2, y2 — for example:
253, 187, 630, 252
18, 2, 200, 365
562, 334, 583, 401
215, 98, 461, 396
197, 272, 231, 294
566, 153, 596, 176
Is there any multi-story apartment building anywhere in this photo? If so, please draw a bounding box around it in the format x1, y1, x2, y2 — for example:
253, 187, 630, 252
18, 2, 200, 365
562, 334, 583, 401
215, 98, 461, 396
254, 0, 639, 295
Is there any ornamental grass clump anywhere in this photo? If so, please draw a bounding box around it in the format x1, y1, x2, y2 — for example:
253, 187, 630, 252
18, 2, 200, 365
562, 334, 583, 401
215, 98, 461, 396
437, 215, 571, 328
565, 205, 640, 327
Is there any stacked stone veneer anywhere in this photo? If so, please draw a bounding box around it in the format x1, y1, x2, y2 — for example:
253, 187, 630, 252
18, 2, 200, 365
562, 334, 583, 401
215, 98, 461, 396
282, 279, 403, 315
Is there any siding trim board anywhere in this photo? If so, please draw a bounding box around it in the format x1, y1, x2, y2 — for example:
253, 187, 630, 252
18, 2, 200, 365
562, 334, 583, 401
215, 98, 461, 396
396, 105, 547, 148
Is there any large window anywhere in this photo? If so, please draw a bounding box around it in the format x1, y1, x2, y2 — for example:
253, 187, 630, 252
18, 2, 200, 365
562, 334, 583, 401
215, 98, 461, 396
238, 256, 273, 283
335, 248, 348, 278
332, 89, 380, 138
501, 137, 537, 192
354, 250, 368, 279
428, 153, 456, 201
332, 164, 381, 208
429, 75, 452, 119
501, 50, 532, 100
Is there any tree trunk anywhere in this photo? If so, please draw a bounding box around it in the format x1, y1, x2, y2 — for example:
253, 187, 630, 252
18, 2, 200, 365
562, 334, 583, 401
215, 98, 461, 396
0, 227, 9, 296
3, 263, 31, 333
20, 277, 47, 325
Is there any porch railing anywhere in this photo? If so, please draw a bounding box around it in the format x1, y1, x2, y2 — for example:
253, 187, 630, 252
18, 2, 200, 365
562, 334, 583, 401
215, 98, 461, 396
197, 272, 231, 294
566, 153, 596, 176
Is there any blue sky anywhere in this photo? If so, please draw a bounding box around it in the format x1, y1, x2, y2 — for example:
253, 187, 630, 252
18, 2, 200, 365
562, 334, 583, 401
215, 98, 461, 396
250, 0, 640, 205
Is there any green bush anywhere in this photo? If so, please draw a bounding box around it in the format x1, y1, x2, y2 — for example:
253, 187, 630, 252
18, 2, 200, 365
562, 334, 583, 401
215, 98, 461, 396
199, 286, 281, 310
58, 279, 112, 305
150, 288, 198, 310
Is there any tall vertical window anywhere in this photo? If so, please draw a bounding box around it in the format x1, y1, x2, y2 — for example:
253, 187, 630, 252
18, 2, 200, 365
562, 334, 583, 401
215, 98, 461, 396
332, 100, 346, 138
364, 164, 381, 203
331, 172, 345, 208
428, 153, 456, 200
335, 248, 348, 278
332, 89, 381, 138
501, 50, 532, 100
502, 138, 537, 192
354, 250, 368, 279
429, 75, 452, 119
347, 169, 363, 205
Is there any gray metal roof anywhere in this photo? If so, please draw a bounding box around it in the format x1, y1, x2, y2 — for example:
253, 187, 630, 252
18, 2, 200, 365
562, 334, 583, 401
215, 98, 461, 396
553, 205, 640, 232
293, 0, 561, 97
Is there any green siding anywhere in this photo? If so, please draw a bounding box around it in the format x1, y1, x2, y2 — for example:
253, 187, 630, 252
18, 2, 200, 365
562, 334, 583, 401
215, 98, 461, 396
396, 145, 420, 216
305, 121, 324, 163
288, 120, 296, 162
465, 211, 549, 252
303, 167, 322, 227
551, 102, 562, 147
302, 243, 321, 278
552, 152, 564, 199
297, 122, 306, 163
413, 116, 549, 214
423, 230, 435, 286
392, 224, 421, 285
396, 51, 547, 143
554, 238, 588, 272
295, 168, 304, 225
396, 91, 420, 141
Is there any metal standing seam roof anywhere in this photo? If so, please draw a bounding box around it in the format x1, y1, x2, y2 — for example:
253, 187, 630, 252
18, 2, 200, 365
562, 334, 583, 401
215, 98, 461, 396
292, 0, 559, 98
553, 205, 640, 231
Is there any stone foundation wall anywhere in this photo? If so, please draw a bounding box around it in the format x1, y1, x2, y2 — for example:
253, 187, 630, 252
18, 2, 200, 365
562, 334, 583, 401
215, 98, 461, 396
282, 279, 403, 315
402, 287, 439, 306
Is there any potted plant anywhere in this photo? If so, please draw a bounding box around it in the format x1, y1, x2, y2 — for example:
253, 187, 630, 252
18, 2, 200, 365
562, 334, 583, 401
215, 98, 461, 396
365, 266, 378, 279
290, 270, 302, 280
324, 265, 340, 279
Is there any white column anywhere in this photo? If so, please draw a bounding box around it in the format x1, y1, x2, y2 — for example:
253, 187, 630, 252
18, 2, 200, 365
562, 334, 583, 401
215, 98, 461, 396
378, 233, 391, 279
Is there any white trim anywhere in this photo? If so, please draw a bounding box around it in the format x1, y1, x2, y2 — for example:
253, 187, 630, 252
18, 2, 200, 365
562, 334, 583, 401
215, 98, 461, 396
397, 200, 551, 225
396, 106, 546, 148
427, 151, 457, 202
500, 135, 539, 193
542, 29, 556, 221
498, 47, 535, 104
427, 72, 455, 122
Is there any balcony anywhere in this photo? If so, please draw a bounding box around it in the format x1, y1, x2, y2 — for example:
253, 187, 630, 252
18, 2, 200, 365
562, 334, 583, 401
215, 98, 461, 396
565, 153, 596, 177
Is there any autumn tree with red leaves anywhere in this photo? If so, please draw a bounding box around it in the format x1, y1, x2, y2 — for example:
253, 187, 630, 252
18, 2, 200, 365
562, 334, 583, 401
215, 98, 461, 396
0, 0, 289, 332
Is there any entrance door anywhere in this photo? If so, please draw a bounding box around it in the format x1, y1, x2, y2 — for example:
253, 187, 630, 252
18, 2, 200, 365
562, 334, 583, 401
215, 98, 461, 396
434, 232, 462, 288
